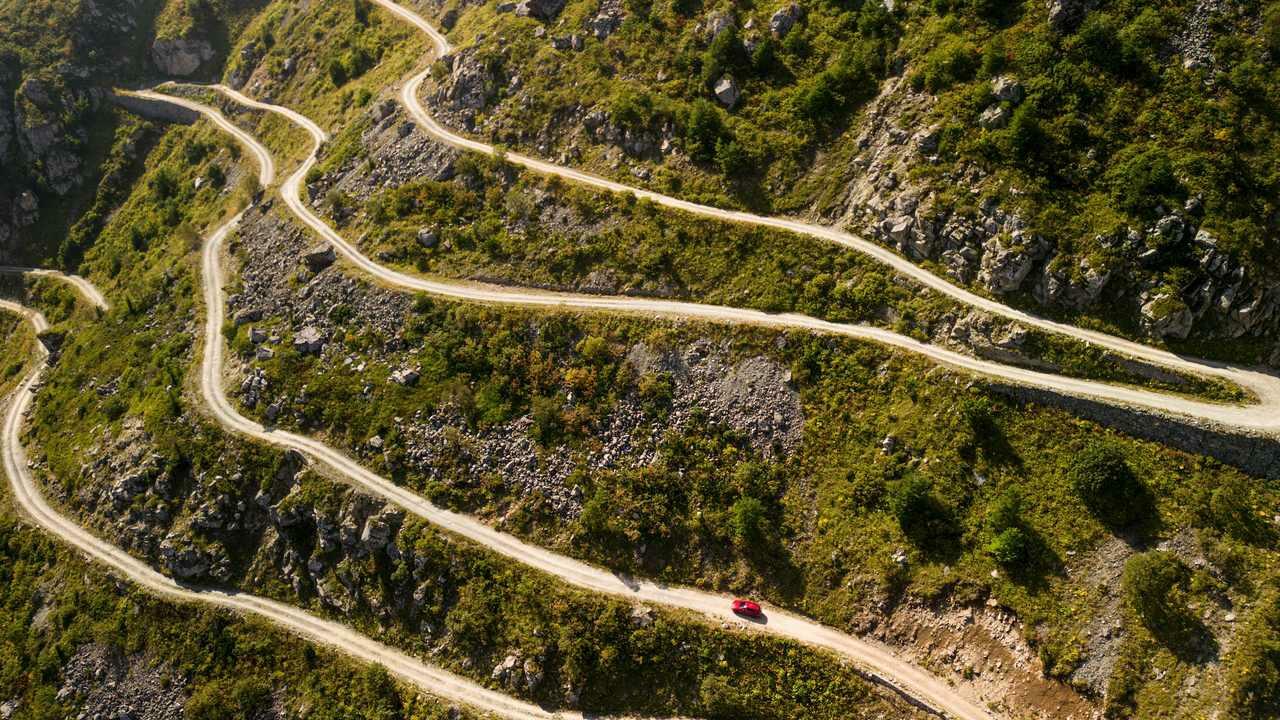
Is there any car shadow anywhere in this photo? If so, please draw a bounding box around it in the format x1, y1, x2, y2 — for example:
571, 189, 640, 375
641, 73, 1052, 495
734, 611, 768, 626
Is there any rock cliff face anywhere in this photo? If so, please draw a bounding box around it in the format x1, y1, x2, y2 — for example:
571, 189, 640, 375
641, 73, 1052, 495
833, 74, 1280, 363
151, 36, 216, 77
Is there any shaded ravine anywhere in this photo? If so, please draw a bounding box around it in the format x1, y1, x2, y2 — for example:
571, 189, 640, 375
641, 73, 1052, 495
0, 256, 686, 720
366, 0, 1280, 434
123, 88, 1005, 720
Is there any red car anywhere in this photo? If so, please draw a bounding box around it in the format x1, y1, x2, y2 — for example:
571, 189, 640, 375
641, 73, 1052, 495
732, 599, 762, 618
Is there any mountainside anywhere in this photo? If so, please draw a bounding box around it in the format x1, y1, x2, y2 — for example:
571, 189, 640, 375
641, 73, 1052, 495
3, 2, 1280, 720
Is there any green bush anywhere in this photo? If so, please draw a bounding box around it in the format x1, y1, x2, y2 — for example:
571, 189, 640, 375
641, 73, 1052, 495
1122, 551, 1190, 633
1104, 144, 1180, 215
1225, 587, 1280, 717
1265, 5, 1280, 57
1067, 441, 1145, 528
185, 677, 270, 720
683, 100, 726, 161
987, 527, 1028, 565
911, 36, 980, 93
730, 496, 767, 547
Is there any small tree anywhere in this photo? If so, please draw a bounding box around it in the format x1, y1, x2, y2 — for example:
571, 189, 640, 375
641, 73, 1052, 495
730, 496, 768, 547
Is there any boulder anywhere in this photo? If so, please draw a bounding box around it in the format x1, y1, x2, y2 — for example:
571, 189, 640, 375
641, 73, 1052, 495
14, 190, 38, 227
515, 0, 566, 21
978, 105, 1009, 129
1034, 255, 1110, 310
293, 326, 326, 355
769, 4, 802, 37
714, 74, 740, 108
1047, 0, 1089, 33
302, 244, 336, 272
151, 37, 215, 77
391, 367, 420, 386
360, 508, 403, 552
416, 228, 438, 248
991, 75, 1024, 104
706, 11, 736, 40
1141, 294, 1194, 340
588, 0, 625, 39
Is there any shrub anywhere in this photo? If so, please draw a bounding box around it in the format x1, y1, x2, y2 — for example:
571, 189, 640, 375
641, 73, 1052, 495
730, 496, 768, 547
530, 395, 564, 444
1003, 104, 1044, 165
353, 0, 371, 25
186, 677, 271, 720
714, 138, 750, 177
1266, 5, 1280, 57
683, 100, 725, 161
888, 473, 952, 541
911, 36, 980, 93
1224, 587, 1280, 717
1067, 441, 1145, 527
987, 527, 1028, 565
1122, 551, 1190, 632
327, 57, 348, 86
609, 89, 656, 131
1105, 144, 1180, 215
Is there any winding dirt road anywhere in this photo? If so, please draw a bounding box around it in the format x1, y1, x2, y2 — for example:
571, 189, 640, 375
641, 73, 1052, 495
0, 266, 110, 312
363, 0, 1280, 434
0, 256, 689, 720
111, 88, 998, 720
100, 2, 1280, 717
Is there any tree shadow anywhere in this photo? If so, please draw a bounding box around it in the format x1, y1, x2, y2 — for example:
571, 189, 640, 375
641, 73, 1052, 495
969, 412, 1023, 470
1001, 524, 1064, 593
1153, 611, 1221, 665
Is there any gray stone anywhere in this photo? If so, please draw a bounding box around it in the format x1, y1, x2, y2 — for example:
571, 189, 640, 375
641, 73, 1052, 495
979, 105, 1009, 129
706, 11, 736, 39
391, 367, 420, 386
978, 235, 1038, 294
1141, 294, 1194, 340
769, 4, 802, 37
302, 244, 336, 272
991, 75, 1024, 104
293, 326, 326, 355
515, 0, 566, 21
713, 74, 740, 108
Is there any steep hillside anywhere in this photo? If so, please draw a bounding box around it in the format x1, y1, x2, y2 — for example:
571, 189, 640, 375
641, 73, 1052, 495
0, 0, 264, 267
399, 0, 1280, 360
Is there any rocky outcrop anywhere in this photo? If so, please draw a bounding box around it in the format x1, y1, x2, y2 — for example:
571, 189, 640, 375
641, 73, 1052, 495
586, 0, 625, 40
14, 76, 90, 196
1140, 293, 1194, 340
836, 75, 1280, 354
1033, 255, 1110, 310
151, 36, 215, 77
978, 233, 1046, 295
437, 49, 500, 116
1046, 0, 1092, 33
